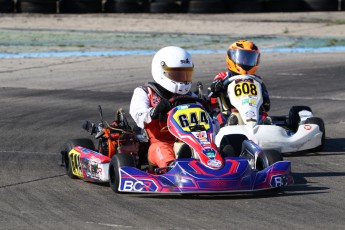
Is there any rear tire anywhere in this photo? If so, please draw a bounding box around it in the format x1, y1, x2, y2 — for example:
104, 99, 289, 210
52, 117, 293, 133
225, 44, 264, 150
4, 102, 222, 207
256, 149, 283, 171
305, 117, 325, 152
109, 153, 136, 193
60, 138, 95, 179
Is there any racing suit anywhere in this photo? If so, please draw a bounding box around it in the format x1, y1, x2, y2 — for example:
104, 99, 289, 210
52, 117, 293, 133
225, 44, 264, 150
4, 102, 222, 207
208, 71, 270, 125
130, 82, 195, 168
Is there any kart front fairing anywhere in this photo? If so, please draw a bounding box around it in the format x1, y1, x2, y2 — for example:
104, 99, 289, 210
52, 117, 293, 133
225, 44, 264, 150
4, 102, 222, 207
215, 123, 323, 153
117, 158, 293, 194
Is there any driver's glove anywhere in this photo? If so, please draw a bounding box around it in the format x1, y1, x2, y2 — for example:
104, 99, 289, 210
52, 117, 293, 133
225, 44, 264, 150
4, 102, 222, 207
210, 79, 224, 96
150, 98, 172, 119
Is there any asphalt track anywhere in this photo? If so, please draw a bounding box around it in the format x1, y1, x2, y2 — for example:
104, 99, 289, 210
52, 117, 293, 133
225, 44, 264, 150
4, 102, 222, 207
1, 16, 345, 230
0, 50, 344, 230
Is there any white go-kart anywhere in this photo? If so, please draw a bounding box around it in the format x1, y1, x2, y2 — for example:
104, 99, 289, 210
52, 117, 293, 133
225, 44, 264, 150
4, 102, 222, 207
214, 74, 325, 155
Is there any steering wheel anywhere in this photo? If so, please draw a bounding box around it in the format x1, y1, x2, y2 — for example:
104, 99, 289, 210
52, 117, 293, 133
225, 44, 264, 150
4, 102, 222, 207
169, 95, 210, 112
158, 96, 210, 132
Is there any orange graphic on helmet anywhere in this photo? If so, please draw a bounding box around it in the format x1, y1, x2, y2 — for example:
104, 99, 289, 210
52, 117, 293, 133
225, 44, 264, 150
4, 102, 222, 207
226, 40, 260, 75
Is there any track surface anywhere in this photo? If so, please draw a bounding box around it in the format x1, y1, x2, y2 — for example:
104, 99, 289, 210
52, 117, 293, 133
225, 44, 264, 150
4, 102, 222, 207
0, 51, 344, 229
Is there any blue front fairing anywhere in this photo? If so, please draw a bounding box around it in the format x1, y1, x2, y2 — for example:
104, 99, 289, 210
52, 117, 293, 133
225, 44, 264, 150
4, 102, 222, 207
118, 158, 293, 194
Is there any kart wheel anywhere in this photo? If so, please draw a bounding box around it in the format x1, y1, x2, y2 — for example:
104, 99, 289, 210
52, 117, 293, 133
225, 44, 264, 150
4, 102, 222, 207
109, 153, 136, 193
305, 117, 325, 152
256, 149, 283, 171
288, 106, 312, 132
60, 138, 95, 179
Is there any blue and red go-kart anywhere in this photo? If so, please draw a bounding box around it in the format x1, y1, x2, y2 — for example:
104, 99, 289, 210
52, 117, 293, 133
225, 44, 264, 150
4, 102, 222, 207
60, 97, 293, 194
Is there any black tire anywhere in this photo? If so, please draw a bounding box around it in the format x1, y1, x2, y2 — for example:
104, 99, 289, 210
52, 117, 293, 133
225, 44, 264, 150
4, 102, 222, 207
150, 2, 180, 13
256, 149, 283, 171
305, 117, 325, 152
180, 0, 189, 12
219, 134, 248, 157
228, 0, 262, 13
261, 0, 304, 12
103, 0, 116, 12
18, 0, 57, 13
188, 0, 225, 13
60, 138, 96, 179
302, 0, 338, 11
288, 105, 312, 132
59, 0, 102, 13
0, 0, 15, 13
109, 153, 136, 193
116, 1, 141, 13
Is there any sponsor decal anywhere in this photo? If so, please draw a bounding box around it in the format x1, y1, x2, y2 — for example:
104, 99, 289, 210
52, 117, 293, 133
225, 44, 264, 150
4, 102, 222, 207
80, 147, 104, 156
82, 156, 103, 179
69, 150, 83, 177
204, 149, 216, 158
180, 58, 190, 64
177, 105, 190, 110
304, 124, 312, 130
192, 131, 207, 142
245, 110, 256, 119
270, 175, 289, 187
121, 179, 158, 192
152, 95, 160, 105
207, 159, 221, 168
201, 142, 211, 148
242, 98, 257, 106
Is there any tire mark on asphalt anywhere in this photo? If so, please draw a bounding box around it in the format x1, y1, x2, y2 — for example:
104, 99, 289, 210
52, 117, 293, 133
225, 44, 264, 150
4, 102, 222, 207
0, 174, 66, 189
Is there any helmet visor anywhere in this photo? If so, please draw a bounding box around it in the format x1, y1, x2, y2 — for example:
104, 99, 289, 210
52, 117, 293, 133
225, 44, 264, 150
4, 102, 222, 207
162, 64, 193, 82
228, 49, 259, 68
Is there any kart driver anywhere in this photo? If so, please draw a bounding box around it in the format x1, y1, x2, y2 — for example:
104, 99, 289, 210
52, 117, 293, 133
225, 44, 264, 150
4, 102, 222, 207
129, 46, 195, 169
208, 39, 271, 126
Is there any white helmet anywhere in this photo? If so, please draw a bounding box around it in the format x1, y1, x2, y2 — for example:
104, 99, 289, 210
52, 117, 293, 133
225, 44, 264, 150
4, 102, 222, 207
152, 46, 194, 95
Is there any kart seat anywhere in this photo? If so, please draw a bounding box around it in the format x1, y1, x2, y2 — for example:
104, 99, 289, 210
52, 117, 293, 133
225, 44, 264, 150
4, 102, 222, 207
175, 143, 192, 159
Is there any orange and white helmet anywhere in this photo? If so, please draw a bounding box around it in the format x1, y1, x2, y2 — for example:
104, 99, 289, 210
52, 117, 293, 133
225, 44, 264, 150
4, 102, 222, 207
152, 46, 194, 95
226, 40, 260, 75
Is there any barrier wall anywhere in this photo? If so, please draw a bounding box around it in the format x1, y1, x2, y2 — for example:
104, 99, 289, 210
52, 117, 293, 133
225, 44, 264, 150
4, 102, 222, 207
0, 0, 344, 14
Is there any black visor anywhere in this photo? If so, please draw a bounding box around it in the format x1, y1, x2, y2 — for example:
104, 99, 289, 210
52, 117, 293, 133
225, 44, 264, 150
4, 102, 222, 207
228, 49, 259, 68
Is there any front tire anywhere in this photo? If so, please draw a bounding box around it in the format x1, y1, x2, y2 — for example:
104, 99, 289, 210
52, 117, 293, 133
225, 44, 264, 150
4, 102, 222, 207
256, 149, 283, 171
305, 117, 325, 152
109, 153, 136, 193
60, 138, 95, 179
288, 105, 312, 132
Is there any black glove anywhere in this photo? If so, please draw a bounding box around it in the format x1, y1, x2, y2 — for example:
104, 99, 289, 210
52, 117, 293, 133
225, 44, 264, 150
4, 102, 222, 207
210, 79, 224, 95
150, 98, 172, 119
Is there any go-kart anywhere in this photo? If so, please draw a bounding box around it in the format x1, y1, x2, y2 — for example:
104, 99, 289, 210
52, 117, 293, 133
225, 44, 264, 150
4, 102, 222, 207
61, 96, 293, 194
60, 106, 141, 182
214, 74, 325, 154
